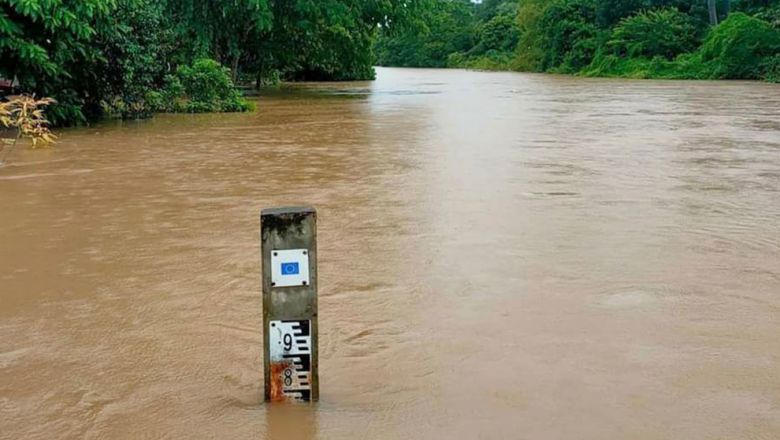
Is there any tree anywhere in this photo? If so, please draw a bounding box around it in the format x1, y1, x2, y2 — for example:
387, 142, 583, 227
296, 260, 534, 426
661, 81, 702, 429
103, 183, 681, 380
535, 0, 602, 72
610, 8, 699, 59
252, 0, 431, 81
472, 9, 520, 53
699, 12, 780, 78
0, 0, 116, 124
98, 0, 174, 118
709, 0, 719, 24
164, 0, 272, 79
375, 0, 476, 68
595, 0, 645, 26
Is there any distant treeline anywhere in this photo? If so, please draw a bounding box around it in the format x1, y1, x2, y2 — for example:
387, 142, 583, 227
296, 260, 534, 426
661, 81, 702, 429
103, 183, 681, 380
374, 0, 780, 82
0, 0, 425, 125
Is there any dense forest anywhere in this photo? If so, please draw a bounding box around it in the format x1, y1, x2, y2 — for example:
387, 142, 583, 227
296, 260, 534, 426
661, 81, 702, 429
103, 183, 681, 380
375, 0, 780, 82
0, 0, 425, 125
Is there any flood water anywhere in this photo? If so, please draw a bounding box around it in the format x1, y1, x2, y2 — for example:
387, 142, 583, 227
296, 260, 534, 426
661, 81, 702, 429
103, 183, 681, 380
1, 67, 779, 439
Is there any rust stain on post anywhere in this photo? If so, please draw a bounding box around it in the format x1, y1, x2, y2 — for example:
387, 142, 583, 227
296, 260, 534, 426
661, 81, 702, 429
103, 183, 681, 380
269, 360, 295, 402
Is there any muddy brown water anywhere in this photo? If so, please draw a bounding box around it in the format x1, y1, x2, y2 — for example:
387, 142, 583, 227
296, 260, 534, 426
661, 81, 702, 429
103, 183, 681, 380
1, 68, 780, 439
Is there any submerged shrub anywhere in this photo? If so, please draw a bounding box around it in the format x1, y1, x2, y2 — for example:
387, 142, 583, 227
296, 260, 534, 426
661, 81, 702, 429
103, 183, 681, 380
0, 95, 57, 148
155, 59, 251, 113
610, 8, 699, 60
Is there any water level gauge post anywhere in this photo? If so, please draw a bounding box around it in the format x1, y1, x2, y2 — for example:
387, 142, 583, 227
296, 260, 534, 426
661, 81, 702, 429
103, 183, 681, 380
261, 206, 318, 402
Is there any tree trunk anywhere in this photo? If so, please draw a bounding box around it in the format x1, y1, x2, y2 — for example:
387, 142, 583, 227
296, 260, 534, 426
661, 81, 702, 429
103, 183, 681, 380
708, 0, 718, 26
255, 69, 263, 90
233, 27, 253, 83
724, 0, 730, 17
231, 54, 240, 82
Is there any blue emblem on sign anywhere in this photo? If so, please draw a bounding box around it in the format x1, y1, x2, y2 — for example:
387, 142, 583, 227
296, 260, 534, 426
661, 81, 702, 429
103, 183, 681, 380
281, 262, 300, 275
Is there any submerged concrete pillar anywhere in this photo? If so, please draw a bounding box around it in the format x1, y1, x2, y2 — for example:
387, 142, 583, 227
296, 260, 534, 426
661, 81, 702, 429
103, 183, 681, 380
261, 207, 318, 402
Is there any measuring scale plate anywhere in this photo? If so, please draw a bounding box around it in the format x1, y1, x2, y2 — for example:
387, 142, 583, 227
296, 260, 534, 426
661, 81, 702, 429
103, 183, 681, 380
269, 320, 312, 402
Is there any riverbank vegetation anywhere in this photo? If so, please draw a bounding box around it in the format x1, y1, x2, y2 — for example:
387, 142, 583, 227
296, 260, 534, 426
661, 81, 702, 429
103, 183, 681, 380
3, 1, 776, 127
375, 0, 780, 82
0, 0, 425, 125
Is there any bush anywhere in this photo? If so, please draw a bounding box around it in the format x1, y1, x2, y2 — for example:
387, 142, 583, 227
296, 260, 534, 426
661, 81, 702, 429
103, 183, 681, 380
155, 59, 251, 113
448, 50, 515, 70
610, 8, 699, 60
0, 95, 56, 148
586, 13, 780, 81
761, 54, 780, 82
583, 52, 712, 79
699, 13, 780, 79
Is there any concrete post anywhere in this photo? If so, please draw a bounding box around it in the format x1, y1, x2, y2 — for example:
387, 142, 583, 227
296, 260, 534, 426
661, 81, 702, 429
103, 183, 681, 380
261, 206, 318, 402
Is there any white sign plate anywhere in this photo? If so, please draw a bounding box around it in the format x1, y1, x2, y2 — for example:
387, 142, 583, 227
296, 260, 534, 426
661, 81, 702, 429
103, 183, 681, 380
269, 320, 312, 401
271, 249, 310, 287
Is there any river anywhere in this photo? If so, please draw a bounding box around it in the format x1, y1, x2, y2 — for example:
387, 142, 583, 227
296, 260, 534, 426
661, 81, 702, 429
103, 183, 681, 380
1, 67, 779, 439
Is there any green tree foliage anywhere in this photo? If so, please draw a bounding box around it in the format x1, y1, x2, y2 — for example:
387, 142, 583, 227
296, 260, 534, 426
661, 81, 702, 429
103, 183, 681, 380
447, 0, 520, 68
585, 11, 780, 80
165, 0, 272, 78
535, 0, 602, 72
375, 0, 475, 67
514, 0, 547, 70
375, 0, 520, 70
1, 0, 428, 124
3, 0, 778, 126
149, 59, 251, 113
377, 0, 780, 82
251, 0, 429, 81
737, 0, 780, 26
99, 0, 173, 119
762, 54, 780, 81
610, 8, 699, 59
595, 0, 710, 27
0, 0, 115, 124
474, 9, 520, 53
594, 0, 646, 26
698, 12, 780, 78
260, 0, 376, 80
